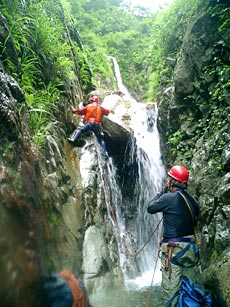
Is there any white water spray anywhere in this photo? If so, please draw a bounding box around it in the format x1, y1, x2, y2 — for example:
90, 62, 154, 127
128, 102, 165, 286
107, 57, 166, 287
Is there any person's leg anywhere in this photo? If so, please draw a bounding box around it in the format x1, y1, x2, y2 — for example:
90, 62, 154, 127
68, 129, 82, 142
68, 123, 91, 142
161, 240, 200, 305
99, 139, 109, 158
161, 243, 182, 304
91, 124, 109, 159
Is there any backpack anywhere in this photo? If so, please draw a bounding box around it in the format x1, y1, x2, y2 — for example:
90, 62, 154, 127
166, 276, 212, 307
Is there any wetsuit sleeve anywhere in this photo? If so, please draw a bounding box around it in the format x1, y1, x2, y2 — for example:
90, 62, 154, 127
147, 192, 169, 214
101, 107, 110, 115
73, 107, 87, 115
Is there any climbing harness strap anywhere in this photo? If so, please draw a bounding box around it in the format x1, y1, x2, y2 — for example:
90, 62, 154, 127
165, 242, 179, 279
171, 241, 199, 266
161, 236, 200, 266
177, 191, 199, 248
161, 237, 195, 244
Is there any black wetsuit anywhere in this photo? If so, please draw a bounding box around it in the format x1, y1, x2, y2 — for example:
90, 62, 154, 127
147, 190, 199, 238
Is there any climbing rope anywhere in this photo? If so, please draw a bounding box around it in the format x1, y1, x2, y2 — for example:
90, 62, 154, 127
60, 270, 88, 307
145, 223, 163, 307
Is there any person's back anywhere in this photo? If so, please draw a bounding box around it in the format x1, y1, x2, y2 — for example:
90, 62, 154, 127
147, 165, 200, 303
83, 102, 103, 124
148, 190, 199, 238
43, 271, 91, 307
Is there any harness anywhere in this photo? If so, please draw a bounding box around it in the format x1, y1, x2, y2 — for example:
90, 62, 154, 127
178, 191, 199, 246
162, 237, 199, 263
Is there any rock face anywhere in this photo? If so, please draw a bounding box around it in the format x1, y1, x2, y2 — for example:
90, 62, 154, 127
0, 20, 133, 304
0, 47, 86, 307
158, 6, 230, 306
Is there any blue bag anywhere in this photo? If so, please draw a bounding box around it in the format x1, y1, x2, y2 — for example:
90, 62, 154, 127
43, 273, 73, 307
166, 276, 212, 307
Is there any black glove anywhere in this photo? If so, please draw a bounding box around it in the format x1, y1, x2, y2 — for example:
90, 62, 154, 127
162, 185, 170, 193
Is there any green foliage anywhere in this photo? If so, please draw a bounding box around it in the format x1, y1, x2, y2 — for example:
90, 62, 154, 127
26, 82, 62, 145
147, 0, 201, 100
73, 45, 92, 90
49, 211, 59, 228
66, 0, 203, 101
210, 6, 230, 38
20, 55, 42, 93
64, 0, 155, 99
79, 32, 114, 87
0, 0, 76, 145
166, 128, 193, 161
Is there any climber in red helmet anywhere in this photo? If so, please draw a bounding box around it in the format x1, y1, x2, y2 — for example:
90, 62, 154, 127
147, 165, 200, 305
68, 95, 110, 159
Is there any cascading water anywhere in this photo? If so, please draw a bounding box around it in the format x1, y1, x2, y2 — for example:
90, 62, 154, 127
128, 103, 165, 286
108, 56, 132, 99
107, 57, 166, 286
105, 163, 141, 278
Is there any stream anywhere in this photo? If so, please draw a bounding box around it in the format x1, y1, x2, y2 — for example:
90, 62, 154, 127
89, 283, 164, 307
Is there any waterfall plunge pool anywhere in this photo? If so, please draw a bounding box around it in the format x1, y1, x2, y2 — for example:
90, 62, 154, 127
89, 269, 164, 307
89, 284, 163, 307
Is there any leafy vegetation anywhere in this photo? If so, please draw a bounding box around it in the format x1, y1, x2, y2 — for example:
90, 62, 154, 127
62, 0, 156, 100
62, 0, 205, 102
0, 0, 94, 145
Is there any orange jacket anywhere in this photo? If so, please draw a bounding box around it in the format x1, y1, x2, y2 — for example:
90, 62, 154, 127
73, 102, 109, 124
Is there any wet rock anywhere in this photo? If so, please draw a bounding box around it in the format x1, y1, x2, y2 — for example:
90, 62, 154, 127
222, 143, 230, 171
201, 250, 230, 307
83, 225, 122, 292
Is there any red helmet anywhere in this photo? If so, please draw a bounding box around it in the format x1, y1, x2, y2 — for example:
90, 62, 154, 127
89, 95, 99, 103
168, 165, 189, 183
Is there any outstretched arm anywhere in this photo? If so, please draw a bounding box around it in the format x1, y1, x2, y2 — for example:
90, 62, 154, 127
72, 107, 87, 115
101, 106, 110, 115
147, 189, 169, 214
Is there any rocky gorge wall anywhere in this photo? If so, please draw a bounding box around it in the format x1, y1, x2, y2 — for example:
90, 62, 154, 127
157, 4, 230, 306
0, 53, 83, 307
0, 57, 135, 306
0, 10, 123, 306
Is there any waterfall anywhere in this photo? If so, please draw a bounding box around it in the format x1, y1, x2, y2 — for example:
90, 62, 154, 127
107, 57, 166, 286
105, 163, 141, 278
128, 102, 165, 284
108, 56, 133, 100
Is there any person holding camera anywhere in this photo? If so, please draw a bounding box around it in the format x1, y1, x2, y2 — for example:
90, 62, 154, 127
147, 165, 200, 304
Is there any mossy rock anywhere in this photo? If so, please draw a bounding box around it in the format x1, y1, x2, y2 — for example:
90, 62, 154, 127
201, 250, 230, 307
